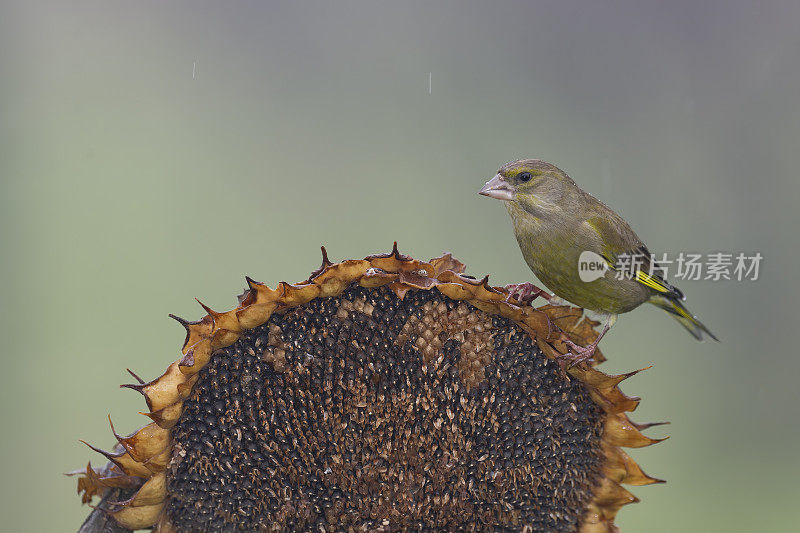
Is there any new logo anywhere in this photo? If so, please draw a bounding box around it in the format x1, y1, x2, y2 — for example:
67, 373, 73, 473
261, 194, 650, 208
578, 251, 609, 282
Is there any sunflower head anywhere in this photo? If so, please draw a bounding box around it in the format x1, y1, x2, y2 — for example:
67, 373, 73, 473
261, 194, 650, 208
73, 245, 664, 532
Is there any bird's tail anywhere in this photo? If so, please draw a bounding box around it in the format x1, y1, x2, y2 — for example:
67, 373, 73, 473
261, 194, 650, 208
649, 295, 719, 342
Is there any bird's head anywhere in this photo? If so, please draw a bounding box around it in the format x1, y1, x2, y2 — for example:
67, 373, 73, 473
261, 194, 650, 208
479, 159, 574, 212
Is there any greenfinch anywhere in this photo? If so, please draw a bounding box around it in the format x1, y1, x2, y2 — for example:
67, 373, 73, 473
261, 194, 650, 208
479, 159, 717, 365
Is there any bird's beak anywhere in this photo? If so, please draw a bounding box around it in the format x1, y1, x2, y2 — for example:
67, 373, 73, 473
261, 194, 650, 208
479, 174, 516, 201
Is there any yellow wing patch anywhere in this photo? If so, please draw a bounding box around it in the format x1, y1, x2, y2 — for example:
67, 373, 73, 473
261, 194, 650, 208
583, 218, 683, 299
601, 253, 682, 299
635, 270, 672, 294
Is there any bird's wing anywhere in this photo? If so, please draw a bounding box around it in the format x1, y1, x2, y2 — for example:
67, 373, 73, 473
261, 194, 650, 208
584, 216, 684, 300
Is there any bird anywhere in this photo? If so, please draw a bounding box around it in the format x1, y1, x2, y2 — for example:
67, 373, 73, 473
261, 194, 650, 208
479, 158, 717, 369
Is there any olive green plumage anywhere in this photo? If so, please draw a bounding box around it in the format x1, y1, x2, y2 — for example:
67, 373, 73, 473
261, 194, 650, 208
480, 159, 717, 341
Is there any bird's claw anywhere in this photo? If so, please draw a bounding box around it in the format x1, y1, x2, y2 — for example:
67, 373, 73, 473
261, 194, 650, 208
555, 339, 598, 378
504, 283, 551, 306
555, 351, 595, 379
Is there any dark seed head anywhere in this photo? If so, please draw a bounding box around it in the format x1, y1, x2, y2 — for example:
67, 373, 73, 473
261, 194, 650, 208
167, 284, 604, 532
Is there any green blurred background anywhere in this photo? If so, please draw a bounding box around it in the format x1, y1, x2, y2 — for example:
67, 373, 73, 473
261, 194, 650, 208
2, 1, 799, 531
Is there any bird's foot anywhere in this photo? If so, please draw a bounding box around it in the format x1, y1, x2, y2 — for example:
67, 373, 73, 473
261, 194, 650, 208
504, 283, 552, 306
555, 341, 598, 378
555, 321, 611, 378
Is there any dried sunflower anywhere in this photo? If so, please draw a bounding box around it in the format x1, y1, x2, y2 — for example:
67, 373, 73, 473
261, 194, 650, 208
72, 245, 664, 532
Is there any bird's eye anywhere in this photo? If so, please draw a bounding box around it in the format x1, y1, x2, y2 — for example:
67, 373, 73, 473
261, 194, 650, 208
518, 172, 532, 183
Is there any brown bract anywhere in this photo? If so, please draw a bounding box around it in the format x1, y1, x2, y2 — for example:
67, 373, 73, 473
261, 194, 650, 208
75, 244, 664, 532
